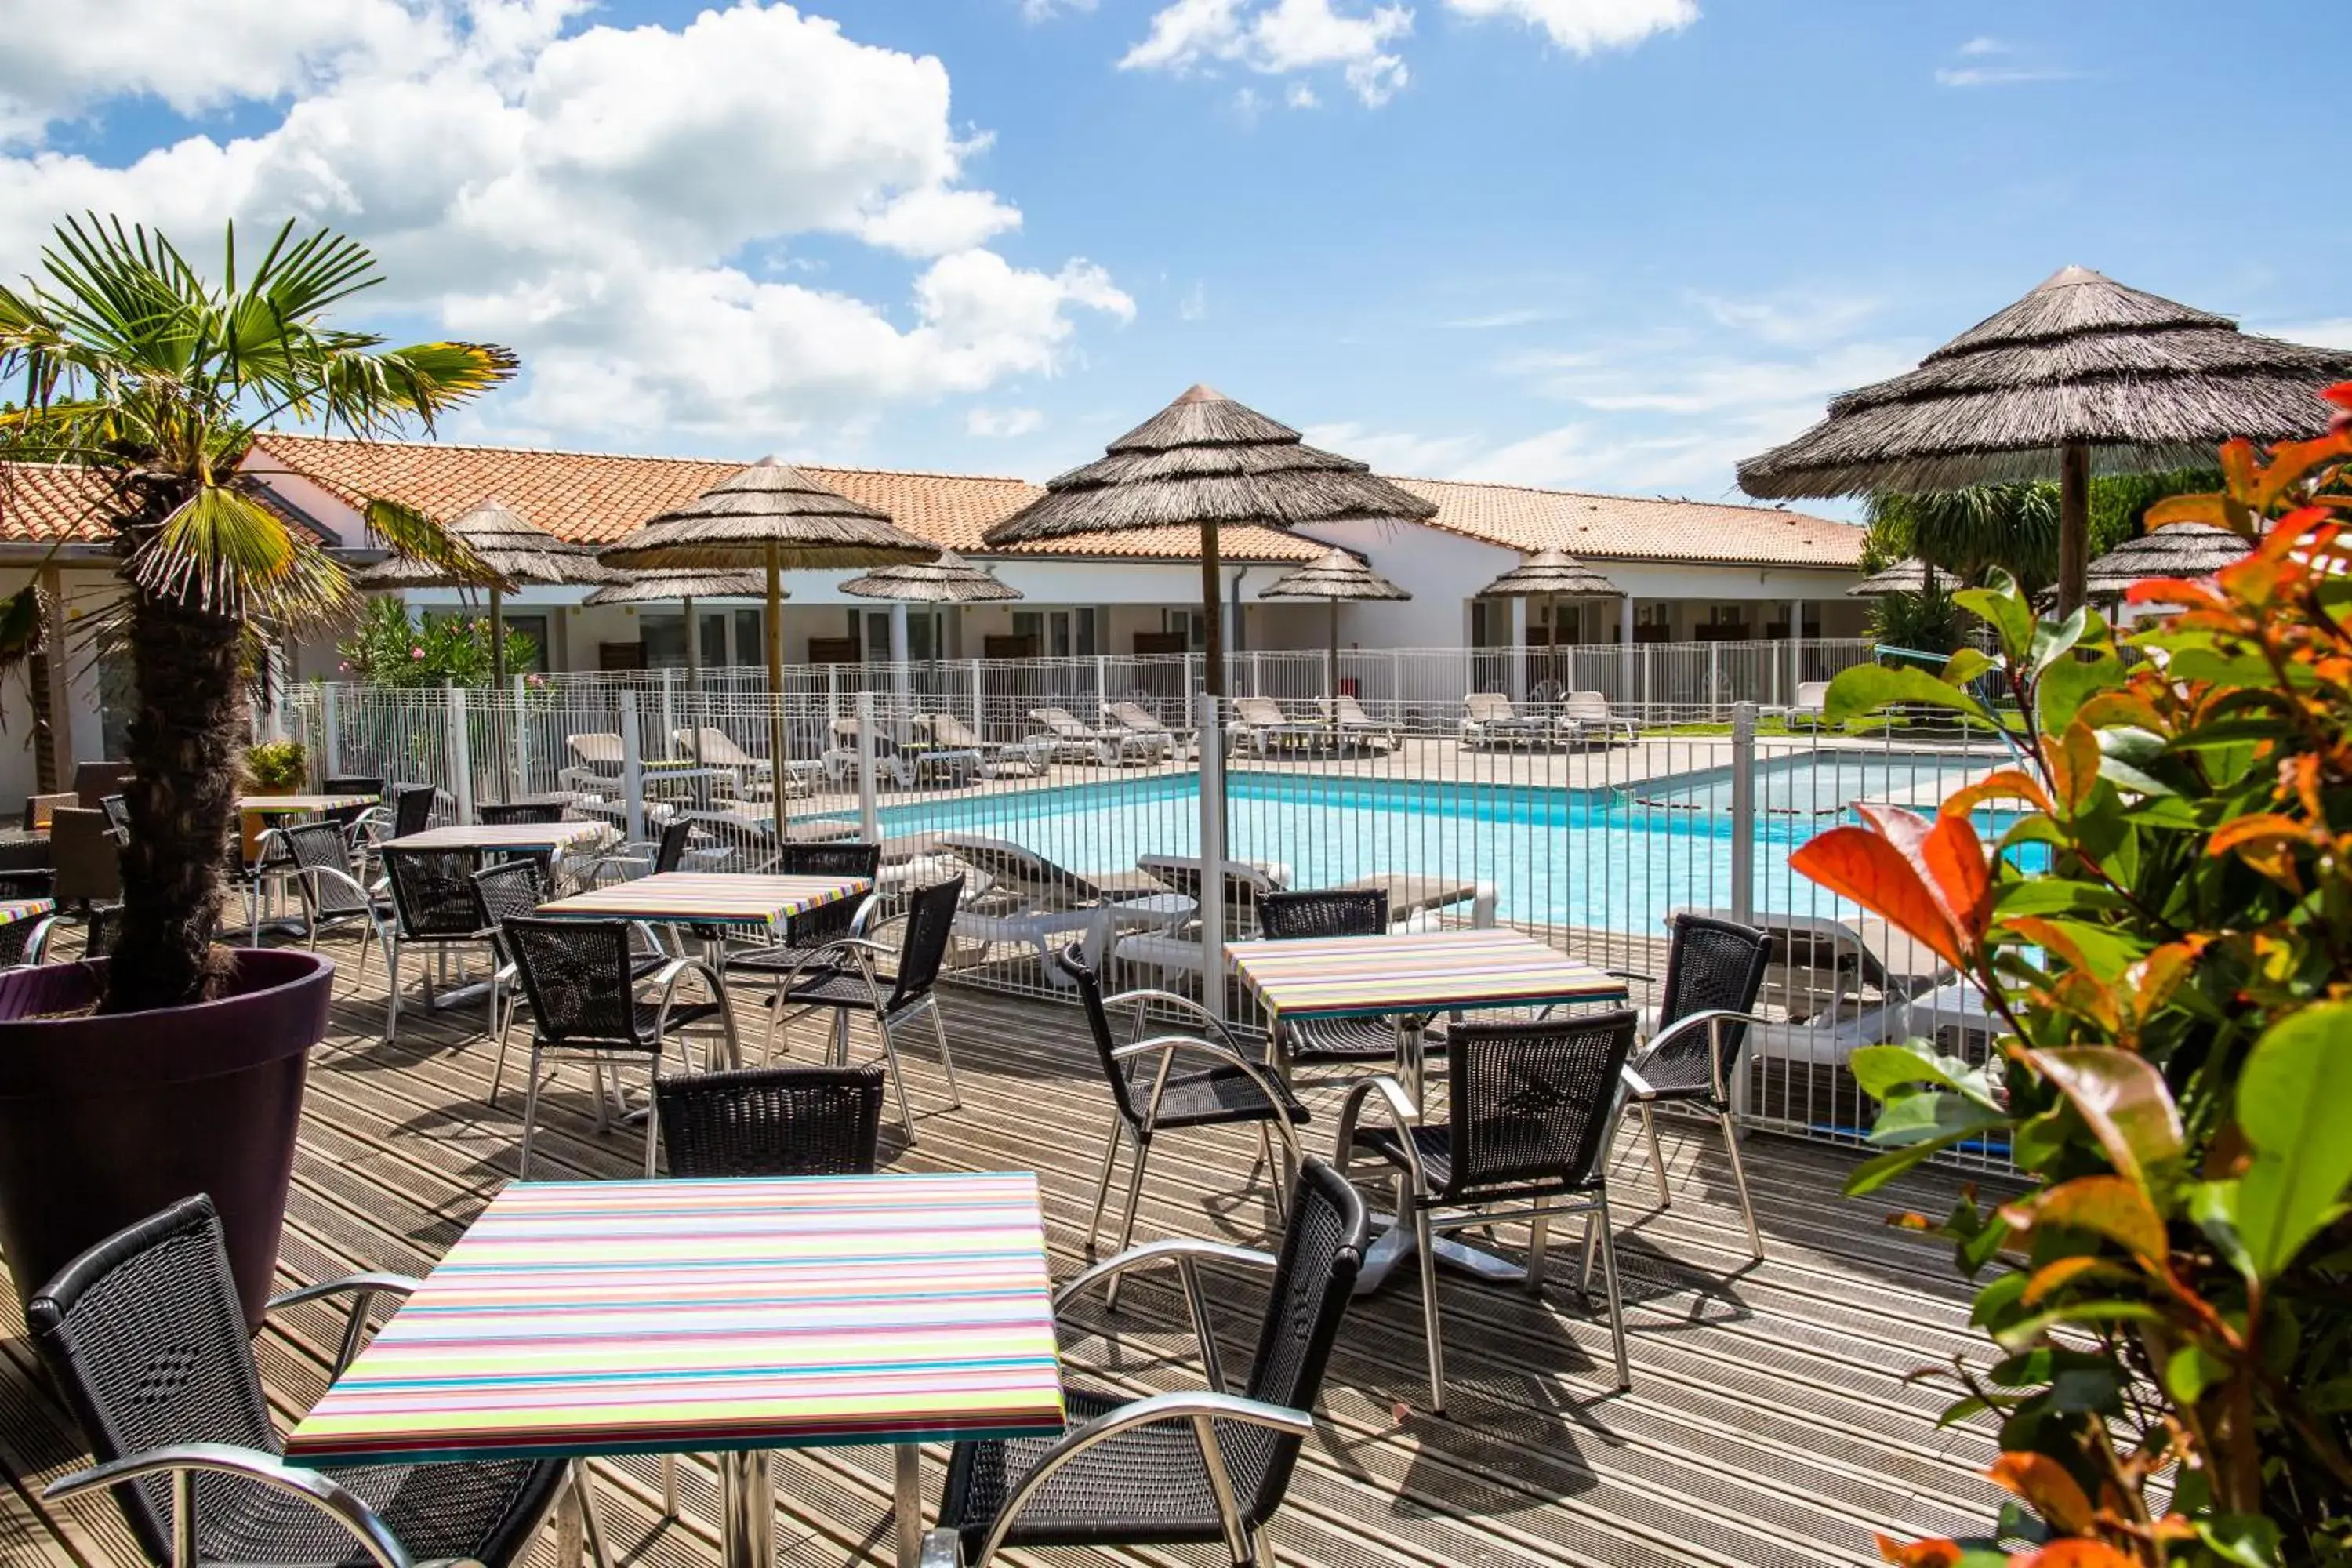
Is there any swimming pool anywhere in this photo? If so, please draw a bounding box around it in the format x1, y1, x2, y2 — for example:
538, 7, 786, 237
1633, 748, 1994, 816
854, 752, 2009, 935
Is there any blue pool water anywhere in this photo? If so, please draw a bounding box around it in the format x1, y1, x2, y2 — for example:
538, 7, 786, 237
848, 750, 2016, 935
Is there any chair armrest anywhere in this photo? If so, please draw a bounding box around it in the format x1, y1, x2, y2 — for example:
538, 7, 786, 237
270, 1272, 421, 1375
1103, 986, 1243, 1054
645, 957, 727, 1013
1604, 967, 1656, 984
775, 939, 887, 1007
1055, 1236, 1278, 1393
45, 1443, 421, 1568
1638, 1007, 1771, 1100
967, 1392, 1314, 1568
1333, 1075, 1426, 1192
1109, 1034, 1298, 1145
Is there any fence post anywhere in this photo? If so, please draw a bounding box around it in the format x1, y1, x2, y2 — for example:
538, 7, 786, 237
1730, 702, 1756, 928
1094, 654, 1108, 720
1195, 689, 1225, 1025
445, 685, 475, 824
855, 691, 881, 842
970, 659, 984, 737
826, 662, 840, 721
508, 673, 528, 798
619, 690, 644, 843
659, 669, 678, 763
321, 684, 342, 779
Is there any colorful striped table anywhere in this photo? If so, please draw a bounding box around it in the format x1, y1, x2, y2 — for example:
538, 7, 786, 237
236, 793, 379, 813
0, 897, 56, 927
285, 1172, 1064, 1568
1232, 927, 1625, 1025
533, 871, 869, 934
385, 820, 616, 855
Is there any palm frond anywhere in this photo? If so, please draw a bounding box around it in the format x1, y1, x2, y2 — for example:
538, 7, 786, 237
325, 341, 518, 435
125, 483, 355, 630
363, 497, 510, 586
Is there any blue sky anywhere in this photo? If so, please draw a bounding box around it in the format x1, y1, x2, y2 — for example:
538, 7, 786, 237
2, 0, 2345, 507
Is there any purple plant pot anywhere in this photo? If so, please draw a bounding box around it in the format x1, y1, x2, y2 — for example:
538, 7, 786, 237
0, 949, 333, 1327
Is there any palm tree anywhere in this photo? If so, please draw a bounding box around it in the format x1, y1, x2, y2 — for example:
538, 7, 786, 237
0, 216, 514, 1014
1865, 482, 2061, 593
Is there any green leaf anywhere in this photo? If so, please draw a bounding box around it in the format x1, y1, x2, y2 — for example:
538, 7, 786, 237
2027, 1048, 2185, 1184
1942, 646, 1997, 687
1850, 1038, 2002, 1107
1822, 663, 2000, 728
2165, 1342, 2227, 1406
1845, 1127, 1995, 1196
2233, 1001, 2352, 1278
2026, 604, 2091, 678
1991, 1298, 2162, 1348
1955, 571, 2035, 660
2197, 1514, 2284, 1568
2184, 1179, 2254, 1279
2034, 652, 2125, 735
1869, 1090, 2012, 1149
1992, 880, 2123, 918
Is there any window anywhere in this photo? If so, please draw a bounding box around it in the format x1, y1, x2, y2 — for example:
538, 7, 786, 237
732, 609, 762, 666
699, 611, 726, 668
1162, 608, 1207, 651
640, 612, 687, 668
1012, 608, 1095, 658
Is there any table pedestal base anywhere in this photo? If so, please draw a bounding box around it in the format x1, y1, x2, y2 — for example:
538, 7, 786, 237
1355, 1214, 1527, 1297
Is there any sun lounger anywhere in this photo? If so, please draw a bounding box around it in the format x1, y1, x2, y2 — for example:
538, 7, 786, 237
670, 727, 817, 800
1026, 706, 1145, 766
1116, 862, 1496, 983
1102, 700, 1184, 760
1461, 692, 1545, 749
1671, 905, 1951, 1012
1788, 681, 1830, 731
558, 732, 626, 789
1322, 693, 1398, 753
822, 716, 978, 789
1560, 689, 1639, 746
938, 833, 1188, 983
919, 713, 1050, 777
1229, 695, 1315, 757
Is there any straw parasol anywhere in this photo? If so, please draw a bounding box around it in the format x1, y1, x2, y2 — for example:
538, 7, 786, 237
598, 458, 937, 838
1847, 559, 1930, 597
982, 384, 1438, 706
1258, 547, 1409, 725
582, 568, 765, 693
838, 549, 1022, 604
1737, 266, 2352, 614
2081, 523, 2251, 602
353, 498, 622, 691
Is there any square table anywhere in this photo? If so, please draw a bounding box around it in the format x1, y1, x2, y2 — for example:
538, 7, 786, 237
535, 870, 872, 978
385, 820, 618, 855
1232, 927, 1628, 1294
285, 1173, 1065, 1568
237, 792, 379, 815
0, 895, 55, 927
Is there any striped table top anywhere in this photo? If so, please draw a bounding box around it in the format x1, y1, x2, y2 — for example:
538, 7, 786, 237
238, 793, 378, 813
386, 820, 616, 853
0, 898, 54, 927
284, 1173, 1065, 1466
1231, 927, 1627, 1020
535, 873, 869, 931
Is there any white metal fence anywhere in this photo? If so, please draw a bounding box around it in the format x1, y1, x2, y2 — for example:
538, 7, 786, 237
276, 641, 2012, 1171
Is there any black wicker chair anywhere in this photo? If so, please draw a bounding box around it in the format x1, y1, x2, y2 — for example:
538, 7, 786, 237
0, 906, 57, 967
655, 1065, 886, 1178
323, 773, 384, 799
478, 800, 564, 826
1338, 1009, 1642, 1408
927, 1156, 1369, 1568
29, 1194, 608, 1568
768, 874, 964, 1144
98, 793, 132, 844
1255, 888, 1443, 1076
378, 844, 496, 1042
388, 783, 437, 839
281, 820, 397, 1004
1613, 913, 1773, 1260
500, 915, 737, 1178
1052, 944, 1308, 1287
728, 839, 882, 987
473, 860, 674, 1108
579, 811, 695, 887
84, 902, 123, 960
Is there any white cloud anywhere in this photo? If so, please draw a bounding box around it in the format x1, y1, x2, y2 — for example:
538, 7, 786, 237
1439, 0, 1696, 55
1021, 0, 1097, 18
1178, 280, 1209, 320
0, 2, 1132, 445
1933, 35, 2078, 88
2255, 317, 2352, 351
1958, 35, 2004, 56
967, 406, 1047, 437
1302, 420, 1482, 474
1286, 82, 1321, 107
1120, 0, 1411, 107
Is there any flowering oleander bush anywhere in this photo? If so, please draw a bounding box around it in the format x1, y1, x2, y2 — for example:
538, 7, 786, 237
1795, 387, 2352, 1567
337, 598, 535, 688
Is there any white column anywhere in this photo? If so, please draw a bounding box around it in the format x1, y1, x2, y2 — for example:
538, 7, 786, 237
1619, 597, 1637, 703
1788, 597, 1806, 698
1508, 597, 1528, 699
888, 603, 911, 730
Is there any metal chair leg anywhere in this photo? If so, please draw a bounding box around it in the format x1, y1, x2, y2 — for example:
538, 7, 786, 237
382, 938, 402, 1042
927, 1001, 962, 1109
1085, 1118, 1125, 1250
1595, 1194, 1630, 1391
1526, 1213, 1550, 1294
1719, 1110, 1764, 1261
1104, 1138, 1152, 1312
517, 1047, 544, 1181
1639, 1102, 1670, 1207
878, 1022, 919, 1145
1578, 1211, 1596, 1297
1414, 1208, 1446, 1414
570, 1460, 615, 1568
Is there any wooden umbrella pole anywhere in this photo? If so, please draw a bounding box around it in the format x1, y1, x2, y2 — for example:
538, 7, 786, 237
2058, 440, 2090, 618
1327, 597, 1340, 742
1198, 521, 1225, 706
488, 582, 508, 804
766, 543, 789, 844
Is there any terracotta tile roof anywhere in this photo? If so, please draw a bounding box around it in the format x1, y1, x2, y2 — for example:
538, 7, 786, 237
1396, 477, 1867, 570
0, 463, 116, 543
252, 435, 1320, 564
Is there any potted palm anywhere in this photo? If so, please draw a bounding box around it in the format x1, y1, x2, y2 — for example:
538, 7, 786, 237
0, 217, 513, 1322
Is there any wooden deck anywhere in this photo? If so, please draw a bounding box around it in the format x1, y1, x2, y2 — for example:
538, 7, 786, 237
0, 928, 2009, 1568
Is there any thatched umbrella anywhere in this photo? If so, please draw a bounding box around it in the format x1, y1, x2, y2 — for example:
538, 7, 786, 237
582, 568, 764, 692
353, 498, 622, 691
982, 384, 1438, 704
1737, 266, 2352, 614
838, 549, 1022, 606
1477, 546, 1621, 644
1258, 547, 1409, 728
599, 458, 937, 838
1847, 559, 1929, 597
2082, 523, 2250, 602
